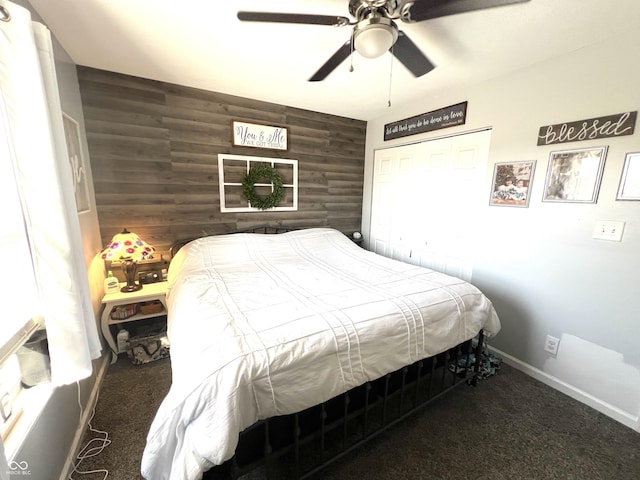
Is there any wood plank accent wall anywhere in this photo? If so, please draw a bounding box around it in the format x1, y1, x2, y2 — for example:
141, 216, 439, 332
76, 67, 366, 259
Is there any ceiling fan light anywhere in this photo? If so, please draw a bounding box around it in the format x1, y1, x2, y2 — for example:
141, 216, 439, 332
354, 17, 398, 59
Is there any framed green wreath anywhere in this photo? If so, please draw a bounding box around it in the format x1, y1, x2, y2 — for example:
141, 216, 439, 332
241, 164, 284, 210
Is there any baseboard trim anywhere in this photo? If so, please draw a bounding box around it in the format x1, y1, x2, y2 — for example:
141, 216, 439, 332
489, 346, 640, 433
58, 352, 111, 480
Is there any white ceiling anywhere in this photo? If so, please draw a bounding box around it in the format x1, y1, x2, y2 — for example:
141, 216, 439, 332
28, 0, 639, 121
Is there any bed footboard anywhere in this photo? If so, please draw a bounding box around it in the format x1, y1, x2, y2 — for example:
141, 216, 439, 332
204, 330, 485, 480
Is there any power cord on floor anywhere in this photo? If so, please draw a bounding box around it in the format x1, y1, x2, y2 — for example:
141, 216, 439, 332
68, 381, 111, 480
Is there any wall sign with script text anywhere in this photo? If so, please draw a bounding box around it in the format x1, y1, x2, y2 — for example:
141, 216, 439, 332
232, 121, 288, 151
384, 102, 467, 141
537, 111, 637, 146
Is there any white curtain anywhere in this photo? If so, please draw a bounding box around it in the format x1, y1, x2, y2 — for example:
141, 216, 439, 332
0, 0, 101, 387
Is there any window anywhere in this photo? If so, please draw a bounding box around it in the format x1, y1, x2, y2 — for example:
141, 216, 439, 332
0, 98, 40, 350
0, 97, 50, 456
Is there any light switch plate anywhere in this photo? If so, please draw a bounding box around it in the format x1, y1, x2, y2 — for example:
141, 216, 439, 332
592, 221, 625, 242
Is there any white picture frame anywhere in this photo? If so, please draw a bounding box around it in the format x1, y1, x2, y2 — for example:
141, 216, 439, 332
616, 152, 640, 200
542, 146, 607, 203
489, 160, 536, 207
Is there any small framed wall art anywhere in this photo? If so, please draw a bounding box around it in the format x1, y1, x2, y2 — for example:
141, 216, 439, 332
542, 146, 607, 203
489, 160, 536, 207
616, 152, 640, 200
62, 112, 91, 213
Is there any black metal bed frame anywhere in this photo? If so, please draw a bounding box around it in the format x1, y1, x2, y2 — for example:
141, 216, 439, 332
170, 226, 486, 480
204, 331, 485, 480
169, 225, 299, 259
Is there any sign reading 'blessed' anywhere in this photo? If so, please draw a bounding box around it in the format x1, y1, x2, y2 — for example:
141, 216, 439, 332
537, 111, 637, 146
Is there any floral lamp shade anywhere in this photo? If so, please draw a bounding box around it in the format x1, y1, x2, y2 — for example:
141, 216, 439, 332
100, 229, 155, 262
100, 229, 155, 292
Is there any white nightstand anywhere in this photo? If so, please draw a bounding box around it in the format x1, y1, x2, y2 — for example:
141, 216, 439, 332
100, 281, 168, 364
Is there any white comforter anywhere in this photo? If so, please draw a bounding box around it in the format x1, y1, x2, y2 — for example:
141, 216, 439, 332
141, 228, 500, 480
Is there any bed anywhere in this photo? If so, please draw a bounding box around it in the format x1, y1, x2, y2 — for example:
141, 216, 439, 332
141, 227, 501, 480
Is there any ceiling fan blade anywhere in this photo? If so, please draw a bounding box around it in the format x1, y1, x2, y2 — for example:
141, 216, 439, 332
392, 31, 435, 77
238, 11, 350, 27
309, 41, 353, 82
402, 0, 530, 23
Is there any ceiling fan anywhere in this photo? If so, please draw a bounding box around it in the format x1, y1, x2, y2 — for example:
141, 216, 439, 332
238, 0, 530, 82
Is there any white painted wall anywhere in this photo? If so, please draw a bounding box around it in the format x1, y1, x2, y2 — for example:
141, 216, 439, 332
363, 28, 640, 431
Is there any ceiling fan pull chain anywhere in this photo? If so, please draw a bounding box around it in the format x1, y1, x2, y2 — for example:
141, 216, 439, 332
387, 47, 394, 107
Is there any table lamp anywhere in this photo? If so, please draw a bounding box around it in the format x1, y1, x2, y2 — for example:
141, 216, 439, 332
100, 228, 155, 293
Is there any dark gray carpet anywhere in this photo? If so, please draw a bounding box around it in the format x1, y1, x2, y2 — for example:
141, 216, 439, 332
71, 355, 640, 480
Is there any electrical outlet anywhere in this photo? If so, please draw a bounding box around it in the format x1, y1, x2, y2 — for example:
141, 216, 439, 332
544, 335, 560, 355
